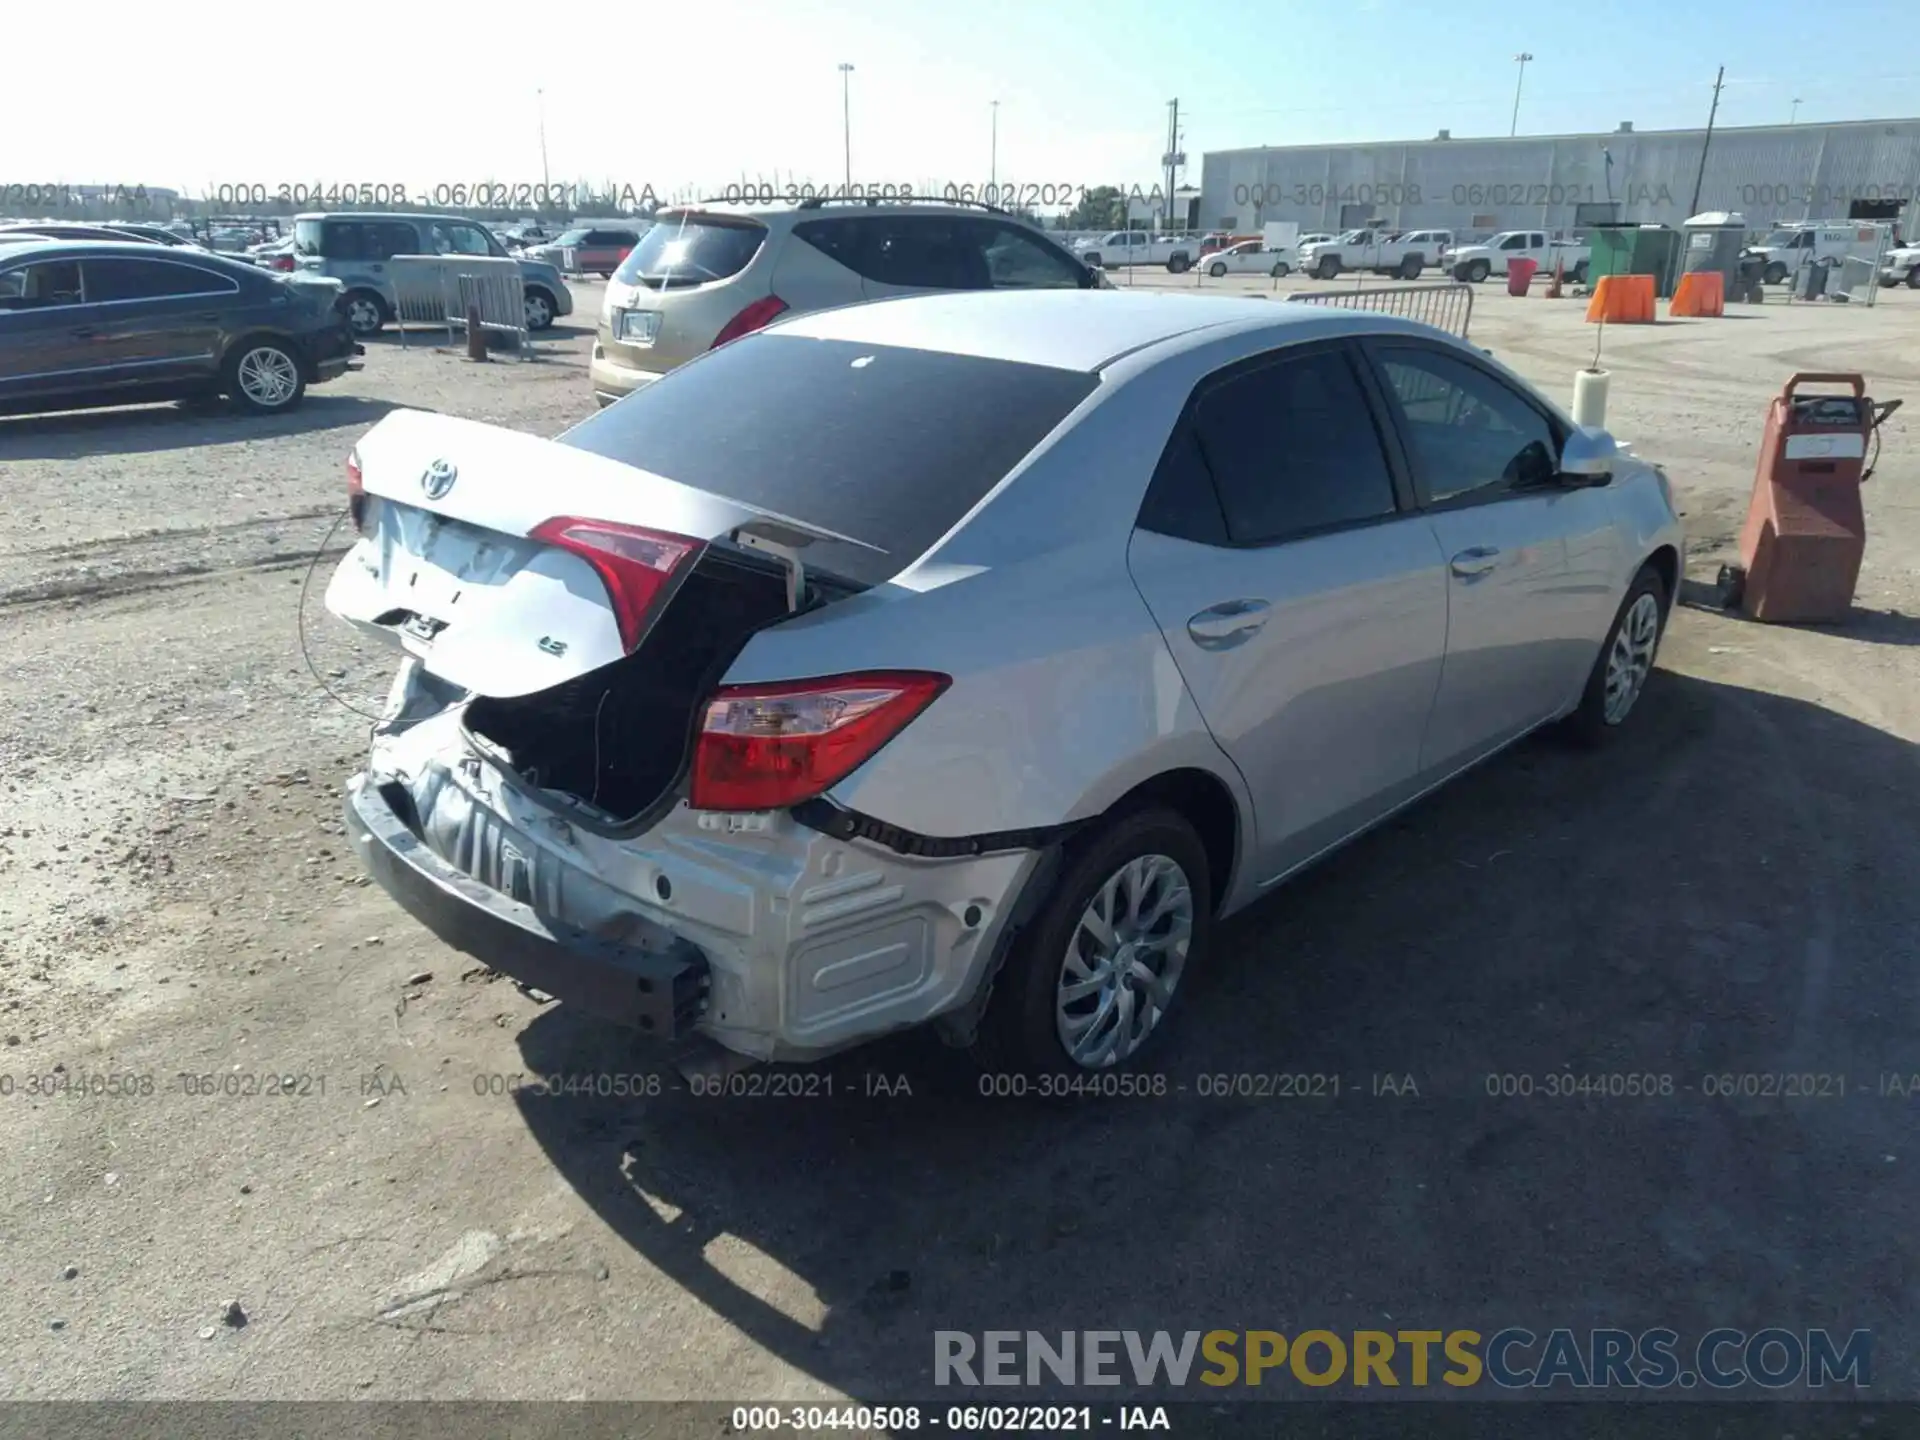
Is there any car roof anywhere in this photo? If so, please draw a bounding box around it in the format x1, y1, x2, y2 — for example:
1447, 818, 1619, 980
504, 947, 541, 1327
292, 211, 501, 225
772, 289, 1372, 371
0, 237, 257, 267
657, 198, 1017, 224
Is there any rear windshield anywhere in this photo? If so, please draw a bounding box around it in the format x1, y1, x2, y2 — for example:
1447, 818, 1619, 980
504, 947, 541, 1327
614, 215, 766, 288
558, 335, 1099, 587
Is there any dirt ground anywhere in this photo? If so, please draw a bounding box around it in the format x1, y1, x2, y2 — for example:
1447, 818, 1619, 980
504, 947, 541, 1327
2, 275, 1918, 1406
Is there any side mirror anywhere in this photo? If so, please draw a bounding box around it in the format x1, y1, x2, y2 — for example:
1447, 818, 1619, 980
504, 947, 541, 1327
1558, 425, 1618, 485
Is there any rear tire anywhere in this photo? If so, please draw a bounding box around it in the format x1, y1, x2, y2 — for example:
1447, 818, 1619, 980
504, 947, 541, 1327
1564, 565, 1668, 747
523, 287, 555, 331
1270, 261, 1290, 278
1316, 255, 1341, 280
1764, 261, 1789, 285
1906, 266, 1920, 290
972, 807, 1211, 1078
1167, 253, 1191, 274
1399, 255, 1423, 280
1571, 260, 1590, 284
341, 290, 387, 337
1208, 261, 1228, 278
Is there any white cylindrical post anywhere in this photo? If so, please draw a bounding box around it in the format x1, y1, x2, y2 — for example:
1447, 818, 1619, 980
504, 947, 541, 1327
1572, 367, 1611, 428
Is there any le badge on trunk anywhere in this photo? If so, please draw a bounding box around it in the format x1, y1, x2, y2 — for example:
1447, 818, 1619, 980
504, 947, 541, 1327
421, 459, 458, 500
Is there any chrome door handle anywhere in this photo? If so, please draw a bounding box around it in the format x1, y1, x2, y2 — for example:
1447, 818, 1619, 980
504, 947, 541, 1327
1449, 546, 1501, 579
1187, 599, 1271, 649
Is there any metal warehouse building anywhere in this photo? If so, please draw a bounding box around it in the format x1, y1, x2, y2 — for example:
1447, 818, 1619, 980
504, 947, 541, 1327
1198, 118, 1920, 238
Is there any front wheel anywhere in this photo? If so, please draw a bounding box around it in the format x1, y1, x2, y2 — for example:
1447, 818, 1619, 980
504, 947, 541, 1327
1465, 259, 1491, 283
973, 808, 1210, 1077
223, 339, 306, 414
1764, 261, 1789, 285
1905, 266, 1920, 290
1316, 255, 1341, 280
1399, 256, 1423, 280
1564, 565, 1668, 746
1208, 260, 1228, 278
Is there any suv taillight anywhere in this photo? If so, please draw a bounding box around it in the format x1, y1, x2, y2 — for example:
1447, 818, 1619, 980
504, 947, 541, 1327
346, 447, 366, 533
710, 295, 788, 349
528, 517, 704, 653
689, 671, 949, 812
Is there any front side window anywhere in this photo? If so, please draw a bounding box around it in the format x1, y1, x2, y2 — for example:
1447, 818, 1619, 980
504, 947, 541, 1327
1500, 234, 1527, 250
1184, 346, 1400, 545
1376, 346, 1558, 504
443, 223, 494, 255
976, 222, 1086, 288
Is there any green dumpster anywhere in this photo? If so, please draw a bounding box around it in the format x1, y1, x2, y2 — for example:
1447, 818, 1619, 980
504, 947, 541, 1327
1588, 225, 1684, 297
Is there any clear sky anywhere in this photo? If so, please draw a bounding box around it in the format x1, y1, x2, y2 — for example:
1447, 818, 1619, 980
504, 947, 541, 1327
12, 0, 1917, 200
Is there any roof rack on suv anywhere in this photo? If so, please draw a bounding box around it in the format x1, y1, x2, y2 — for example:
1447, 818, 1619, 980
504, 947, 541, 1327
690, 193, 1013, 217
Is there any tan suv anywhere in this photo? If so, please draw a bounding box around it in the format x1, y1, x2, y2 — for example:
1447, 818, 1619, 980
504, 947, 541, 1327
589, 196, 1106, 406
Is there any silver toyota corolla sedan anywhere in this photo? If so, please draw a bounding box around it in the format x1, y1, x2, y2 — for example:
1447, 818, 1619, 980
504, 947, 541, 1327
327, 290, 1683, 1076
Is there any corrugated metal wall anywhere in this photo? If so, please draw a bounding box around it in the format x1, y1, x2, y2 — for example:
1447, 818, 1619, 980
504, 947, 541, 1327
1200, 120, 1920, 236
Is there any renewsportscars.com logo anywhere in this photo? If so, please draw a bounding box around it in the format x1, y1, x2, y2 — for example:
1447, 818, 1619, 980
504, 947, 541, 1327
934, 1328, 1872, 1391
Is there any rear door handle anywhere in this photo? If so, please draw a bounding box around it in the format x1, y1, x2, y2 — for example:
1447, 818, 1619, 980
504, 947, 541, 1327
1187, 599, 1271, 649
1449, 546, 1501, 579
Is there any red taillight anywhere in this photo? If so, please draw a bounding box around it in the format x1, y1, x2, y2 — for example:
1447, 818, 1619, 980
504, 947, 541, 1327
271, 254, 295, 271
689, 671, 949, 812
529, 517, 704, 653
710, 295, 788, 349
345, 447, 366, 533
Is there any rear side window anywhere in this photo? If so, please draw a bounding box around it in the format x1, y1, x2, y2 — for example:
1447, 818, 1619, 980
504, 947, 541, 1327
304, 220, 420, 261
559, 335, 1098, 586
615, 216, 765, 287
797, 216, 1084, 291
1187, 347, 1399, 545
83, 258, 238, 300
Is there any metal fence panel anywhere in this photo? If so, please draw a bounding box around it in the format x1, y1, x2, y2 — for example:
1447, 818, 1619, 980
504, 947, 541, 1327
1285, 282, 1475, 339
385, 255, 530, 355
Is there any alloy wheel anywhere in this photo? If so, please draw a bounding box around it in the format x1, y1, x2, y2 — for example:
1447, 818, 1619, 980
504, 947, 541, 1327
1603, 592, 1662, 724
236, 347, 299, 409
1054, 853, 1194, 1068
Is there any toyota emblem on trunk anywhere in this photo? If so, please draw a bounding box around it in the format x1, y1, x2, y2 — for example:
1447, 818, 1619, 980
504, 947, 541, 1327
420, 459, 458, 499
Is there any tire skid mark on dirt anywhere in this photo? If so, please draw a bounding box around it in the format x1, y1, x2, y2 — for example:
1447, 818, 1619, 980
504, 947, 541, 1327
0, 546, 354, 610
0, 506, 342, 563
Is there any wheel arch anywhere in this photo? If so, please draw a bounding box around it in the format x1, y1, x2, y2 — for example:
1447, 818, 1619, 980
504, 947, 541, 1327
1092, 766, 1242, 916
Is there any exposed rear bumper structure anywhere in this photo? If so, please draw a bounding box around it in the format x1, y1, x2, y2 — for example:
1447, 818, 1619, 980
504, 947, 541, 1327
345, 774, 710, 1038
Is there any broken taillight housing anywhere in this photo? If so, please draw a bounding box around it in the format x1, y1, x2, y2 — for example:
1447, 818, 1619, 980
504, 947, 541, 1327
345, 447, 366, 533
529, 516, 705, 653
689, 671, 949, 812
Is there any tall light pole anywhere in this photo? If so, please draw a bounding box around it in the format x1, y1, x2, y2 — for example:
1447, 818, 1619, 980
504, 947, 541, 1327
837, 63, 854, 192
1510, 53, 1533, 138
990, 100, 999, 200
536, 88, 550, 200
1790, 97, 1802, 124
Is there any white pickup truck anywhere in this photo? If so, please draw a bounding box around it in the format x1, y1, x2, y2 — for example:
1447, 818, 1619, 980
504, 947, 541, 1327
1879, 242, 1920, 289
1297, 228, 1453, 280
1072, 231, 1200, 272
1446, 231, 1589, 283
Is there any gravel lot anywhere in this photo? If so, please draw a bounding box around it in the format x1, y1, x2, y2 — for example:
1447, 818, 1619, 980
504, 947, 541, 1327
3, 276, 1919, 1407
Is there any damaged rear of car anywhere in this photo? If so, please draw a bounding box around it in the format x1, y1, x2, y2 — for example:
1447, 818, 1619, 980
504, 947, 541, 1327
327, 326, 1146, 1068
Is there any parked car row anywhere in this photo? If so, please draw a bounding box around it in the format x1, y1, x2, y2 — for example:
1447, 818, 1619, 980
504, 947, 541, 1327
325, 244, 1682, 1077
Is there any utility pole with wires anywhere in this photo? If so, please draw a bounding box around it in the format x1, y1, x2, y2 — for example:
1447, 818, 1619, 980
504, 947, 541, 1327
1689, 65, 1726, 217
1163, 99, 1180, 231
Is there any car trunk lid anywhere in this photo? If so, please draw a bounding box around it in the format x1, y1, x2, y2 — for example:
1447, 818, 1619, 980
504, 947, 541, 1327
324, 408, 875, 699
